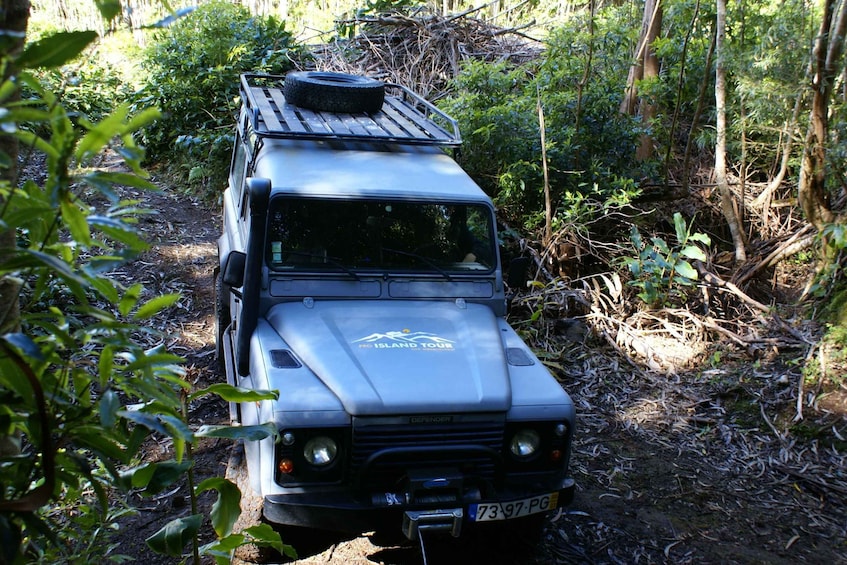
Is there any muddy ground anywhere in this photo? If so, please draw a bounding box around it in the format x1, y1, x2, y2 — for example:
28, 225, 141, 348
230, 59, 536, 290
108, 169, 847, 565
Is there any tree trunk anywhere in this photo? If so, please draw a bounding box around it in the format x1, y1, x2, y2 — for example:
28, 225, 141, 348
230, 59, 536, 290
715, 0, 746, 262
620, 0, 662, 115
681, 23, 716, 194
636, 2, 661, 161
798, 0, 847, 230
573, 0, 596, 173
664, 0, 701, 185
0, 0, 31, 335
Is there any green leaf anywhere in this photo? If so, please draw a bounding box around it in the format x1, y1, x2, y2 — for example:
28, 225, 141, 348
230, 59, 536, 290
2, 332, 44, 361
125, 350, 184, 372
122, 460, 192, 494
118, 283, 143, 317
17, 31, 98, 69
679, 245, 707, 261
673, 212, 687, 244
146, 514, 202, 557
650, 237, 670, 255
97, 345, 117, 388
161, 413, 194, 439
673, 261, 699, 281
196, 477, 241, 538
629, 225, 643, 250
72, 426, 128, 462
133, 293, 181, 320
13, 249, 88, 287
60, 199, 92, 247
242, 523, 295, 558
188, 383, 279, 403
124, 106, 163, 133
88, 215, 149, 251
0, 78, 18, 103
117, 410, 170, 437
195, 423, 278, 442
82, 171, 156, 198
198, 534, 246, 560
99, 388, 120, 428
89, 277, 120, 304
688, 232, 711, 245
76, 105, 129, 162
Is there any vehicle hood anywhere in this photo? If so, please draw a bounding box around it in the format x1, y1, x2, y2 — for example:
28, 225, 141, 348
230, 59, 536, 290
264, 300, 510, 415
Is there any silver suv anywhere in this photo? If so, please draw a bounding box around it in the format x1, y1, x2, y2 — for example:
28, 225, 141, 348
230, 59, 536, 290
216, 72, 575, 544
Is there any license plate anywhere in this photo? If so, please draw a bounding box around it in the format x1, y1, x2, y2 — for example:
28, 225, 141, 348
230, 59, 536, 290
469, 492, 558, 522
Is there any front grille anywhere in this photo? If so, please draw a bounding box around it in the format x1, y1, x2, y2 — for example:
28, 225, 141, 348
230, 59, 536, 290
351, 418, 505, 490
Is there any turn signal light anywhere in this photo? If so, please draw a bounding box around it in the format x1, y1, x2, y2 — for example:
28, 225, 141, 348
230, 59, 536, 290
549, 449, 563, 462
278, 458, 295, 474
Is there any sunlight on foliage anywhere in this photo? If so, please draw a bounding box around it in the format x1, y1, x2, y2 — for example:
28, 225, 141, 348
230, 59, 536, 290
0, 18, 283, 565
134, 1, 302, 198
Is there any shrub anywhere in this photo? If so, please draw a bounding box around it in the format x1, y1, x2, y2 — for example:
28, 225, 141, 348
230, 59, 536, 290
440, 19, 648, 230
135, 1, 302, 198
29, 57, 131, 126
1, 28, 285, 564
621, 213, 711, 306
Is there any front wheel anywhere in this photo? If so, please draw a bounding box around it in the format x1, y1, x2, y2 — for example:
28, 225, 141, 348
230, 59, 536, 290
226, 442, 273, 563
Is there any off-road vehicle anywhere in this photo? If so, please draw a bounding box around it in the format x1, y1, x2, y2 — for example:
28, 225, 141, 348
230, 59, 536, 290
216, 71, 576, 546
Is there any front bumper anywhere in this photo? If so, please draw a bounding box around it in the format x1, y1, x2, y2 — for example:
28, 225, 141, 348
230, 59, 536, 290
263, 475, 575, 536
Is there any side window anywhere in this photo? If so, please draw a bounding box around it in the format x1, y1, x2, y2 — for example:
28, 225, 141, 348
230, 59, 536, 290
230, 134, 248, 203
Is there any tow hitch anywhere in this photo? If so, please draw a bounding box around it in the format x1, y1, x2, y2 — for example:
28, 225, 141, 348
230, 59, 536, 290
402, 508, 463, 540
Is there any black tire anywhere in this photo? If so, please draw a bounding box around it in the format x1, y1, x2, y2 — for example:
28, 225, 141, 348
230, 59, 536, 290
214, 267, 230, 376
227, 442, 275, 563
283, 71, 385, 114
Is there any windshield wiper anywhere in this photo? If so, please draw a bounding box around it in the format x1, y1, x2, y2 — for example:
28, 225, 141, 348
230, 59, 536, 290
381, 247, 453, 281
284, 252, 361, 280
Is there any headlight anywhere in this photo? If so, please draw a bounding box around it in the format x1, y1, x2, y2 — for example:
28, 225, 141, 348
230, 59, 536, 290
303, 436, 338, 466
509, 428, 541, 459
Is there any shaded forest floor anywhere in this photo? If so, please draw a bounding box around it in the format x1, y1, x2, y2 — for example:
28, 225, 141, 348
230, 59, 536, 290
102, 152, 846, 564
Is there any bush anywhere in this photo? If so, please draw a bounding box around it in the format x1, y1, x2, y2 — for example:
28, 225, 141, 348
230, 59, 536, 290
440, 20, 649, 230
29, 58, 131, 126
135, 1, 302, 198
2, 27, 286, 563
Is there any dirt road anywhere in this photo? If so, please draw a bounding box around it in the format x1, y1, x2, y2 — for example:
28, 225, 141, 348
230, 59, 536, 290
112, 177, 847, 564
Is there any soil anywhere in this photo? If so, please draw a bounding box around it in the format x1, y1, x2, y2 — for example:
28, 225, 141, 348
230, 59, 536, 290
105, 162, 847, 565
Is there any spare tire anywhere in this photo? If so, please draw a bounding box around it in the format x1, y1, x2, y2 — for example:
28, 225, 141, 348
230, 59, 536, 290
283, 71, 385, 114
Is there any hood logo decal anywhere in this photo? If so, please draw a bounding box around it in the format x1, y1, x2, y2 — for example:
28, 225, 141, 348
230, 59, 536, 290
353, 329, 455, 350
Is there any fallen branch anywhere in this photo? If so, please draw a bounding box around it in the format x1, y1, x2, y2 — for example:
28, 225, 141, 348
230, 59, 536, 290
735, 224, 816, 286
695, 261, 770, 313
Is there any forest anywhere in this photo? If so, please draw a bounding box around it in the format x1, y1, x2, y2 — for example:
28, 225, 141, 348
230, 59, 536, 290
0, 0, 845, 563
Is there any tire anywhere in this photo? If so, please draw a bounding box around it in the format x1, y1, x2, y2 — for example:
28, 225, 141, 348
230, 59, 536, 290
226, 442, 274, 563
214, 267, 230, 376
283, 71, 385, 114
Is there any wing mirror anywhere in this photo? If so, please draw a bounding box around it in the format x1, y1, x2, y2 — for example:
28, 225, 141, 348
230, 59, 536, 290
507, 256, 531, 292
222, 251, 247, 288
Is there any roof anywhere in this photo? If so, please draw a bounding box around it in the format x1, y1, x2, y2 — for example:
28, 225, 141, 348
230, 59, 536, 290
252, 140, 490, 202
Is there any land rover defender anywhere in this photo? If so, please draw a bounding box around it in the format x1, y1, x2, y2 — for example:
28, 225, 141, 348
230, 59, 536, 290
216, 72, 576, 544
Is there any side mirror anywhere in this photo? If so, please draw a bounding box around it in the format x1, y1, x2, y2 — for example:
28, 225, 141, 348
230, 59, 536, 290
222, 251, 247, 287
507, 256, 531, 292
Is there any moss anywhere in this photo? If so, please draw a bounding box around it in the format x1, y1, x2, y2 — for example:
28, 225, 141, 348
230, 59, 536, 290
789, 421, 847, 451
822, 283, 847, 326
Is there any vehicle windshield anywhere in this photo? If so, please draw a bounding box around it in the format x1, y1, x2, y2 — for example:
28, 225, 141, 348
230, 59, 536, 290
267, 197, 496, 274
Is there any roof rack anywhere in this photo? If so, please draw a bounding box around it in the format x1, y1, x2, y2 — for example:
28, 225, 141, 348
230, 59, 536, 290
239, 73, 462, 147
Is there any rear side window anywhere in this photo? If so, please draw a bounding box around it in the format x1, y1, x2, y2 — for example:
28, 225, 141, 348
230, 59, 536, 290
230, 134, 248, 202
